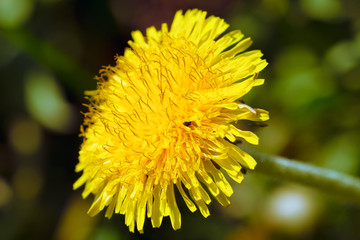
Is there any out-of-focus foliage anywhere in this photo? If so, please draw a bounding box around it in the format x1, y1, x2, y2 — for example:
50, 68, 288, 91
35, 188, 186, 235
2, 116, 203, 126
0, 0, 34, 29
0, 0, 359, 239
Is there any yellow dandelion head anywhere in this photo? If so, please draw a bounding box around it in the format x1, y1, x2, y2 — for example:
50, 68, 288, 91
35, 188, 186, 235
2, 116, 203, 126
74, 9, 269, 233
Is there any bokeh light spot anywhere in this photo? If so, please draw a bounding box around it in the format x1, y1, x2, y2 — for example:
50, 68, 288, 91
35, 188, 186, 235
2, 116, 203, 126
13, 167, 43, 200
0, 0, 34, 29
325, 41, 359, 74
258, 117, 291, 154
9, 118, 41, 155
0, 178, 13, 208
263, 185, 322, 234
274, 46, 318, 75
53, 195, 99, 240
24, 71, 76, 133
300, 0, 342, 20
274, 46, 335, 109
316, 133, 360, 175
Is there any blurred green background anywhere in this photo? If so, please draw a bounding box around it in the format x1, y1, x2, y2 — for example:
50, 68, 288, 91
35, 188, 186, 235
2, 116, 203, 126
1, 0, 360, 239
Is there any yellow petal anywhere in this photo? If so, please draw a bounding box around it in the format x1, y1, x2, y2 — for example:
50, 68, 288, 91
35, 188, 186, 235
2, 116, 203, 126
167, 184, 181, 230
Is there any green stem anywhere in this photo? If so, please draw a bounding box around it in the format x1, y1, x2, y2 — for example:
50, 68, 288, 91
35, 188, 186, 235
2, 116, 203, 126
249, 150, 360, 204
0, 27, 94, 95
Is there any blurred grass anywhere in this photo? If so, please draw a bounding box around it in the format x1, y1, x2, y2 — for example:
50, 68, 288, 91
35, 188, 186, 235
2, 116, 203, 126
0, 28, 92, 95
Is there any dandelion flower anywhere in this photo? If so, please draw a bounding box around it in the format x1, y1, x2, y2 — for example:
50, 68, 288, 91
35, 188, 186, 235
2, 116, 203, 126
74, 9, 269, 233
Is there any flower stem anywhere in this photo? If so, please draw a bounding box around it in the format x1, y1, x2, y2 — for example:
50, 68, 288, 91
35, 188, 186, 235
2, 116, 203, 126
249, 150, 360, 204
